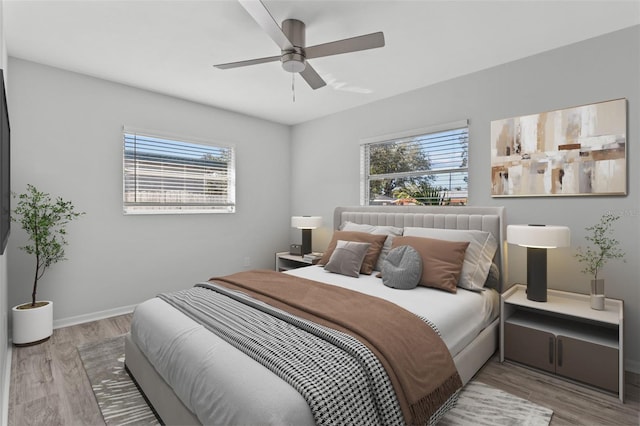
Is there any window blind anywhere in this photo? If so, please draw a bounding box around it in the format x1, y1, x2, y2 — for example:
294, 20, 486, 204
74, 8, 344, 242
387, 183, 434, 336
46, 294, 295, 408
123, 130, 235, 214
360, 121, 468, 206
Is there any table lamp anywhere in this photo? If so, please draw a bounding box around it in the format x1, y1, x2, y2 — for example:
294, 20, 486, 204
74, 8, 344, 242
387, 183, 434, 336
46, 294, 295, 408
507, 224, 570, 302
291, 216, 322, 255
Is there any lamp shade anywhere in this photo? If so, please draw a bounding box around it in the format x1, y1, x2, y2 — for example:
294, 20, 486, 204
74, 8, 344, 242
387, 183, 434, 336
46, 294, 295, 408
507, 224, 570, 249
291, 216, 322, 229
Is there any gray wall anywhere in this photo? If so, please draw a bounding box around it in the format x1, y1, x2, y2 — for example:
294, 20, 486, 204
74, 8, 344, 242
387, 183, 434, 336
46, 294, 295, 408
6, 58, 292, 323
291, 26, 640, 371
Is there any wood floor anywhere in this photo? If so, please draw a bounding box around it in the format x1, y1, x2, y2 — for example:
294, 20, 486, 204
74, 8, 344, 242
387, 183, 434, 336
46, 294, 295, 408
8, 314, 640, 425
9, 314, 132, 425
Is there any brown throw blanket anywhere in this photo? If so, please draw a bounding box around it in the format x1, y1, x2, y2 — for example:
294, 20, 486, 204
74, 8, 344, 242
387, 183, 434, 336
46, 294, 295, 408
209, 269, 462, 425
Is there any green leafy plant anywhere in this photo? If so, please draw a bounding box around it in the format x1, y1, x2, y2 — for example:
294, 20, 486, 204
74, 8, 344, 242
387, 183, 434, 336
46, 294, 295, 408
392, 182, 451, 206
12, 184, 85, 307
575, 213, 625, 280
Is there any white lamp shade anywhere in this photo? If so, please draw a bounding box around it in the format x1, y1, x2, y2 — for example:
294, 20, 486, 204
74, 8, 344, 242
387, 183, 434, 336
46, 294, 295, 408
291, 216, 322, 229
507, 224, 570, 249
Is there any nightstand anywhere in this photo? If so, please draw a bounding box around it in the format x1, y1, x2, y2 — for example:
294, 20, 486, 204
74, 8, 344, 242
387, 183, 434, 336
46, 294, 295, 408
275, 252, 321, 272
500, 284, 624, 402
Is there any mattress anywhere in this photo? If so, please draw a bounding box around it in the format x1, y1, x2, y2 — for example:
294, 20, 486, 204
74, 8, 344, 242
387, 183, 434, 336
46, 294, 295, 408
286, 265, 499, 357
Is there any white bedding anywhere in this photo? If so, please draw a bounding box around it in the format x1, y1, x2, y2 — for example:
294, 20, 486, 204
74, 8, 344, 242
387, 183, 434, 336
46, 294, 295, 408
132, 297, 316, 426
285, 265, 499, 357
130, 268, 499, 425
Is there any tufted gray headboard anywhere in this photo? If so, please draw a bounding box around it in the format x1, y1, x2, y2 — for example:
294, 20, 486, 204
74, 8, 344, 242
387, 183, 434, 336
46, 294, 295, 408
333, 206, 506, 292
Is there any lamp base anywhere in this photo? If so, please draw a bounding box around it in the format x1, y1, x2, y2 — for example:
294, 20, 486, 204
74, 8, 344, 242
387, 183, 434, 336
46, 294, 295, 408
526, 247, 547, 302
301, 229, 312, 255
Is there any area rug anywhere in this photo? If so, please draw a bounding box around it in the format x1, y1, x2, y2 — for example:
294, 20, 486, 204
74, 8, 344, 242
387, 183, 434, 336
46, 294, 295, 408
78, 335, 160, 425
439, 381, 553, 426
79, 335, 553, 426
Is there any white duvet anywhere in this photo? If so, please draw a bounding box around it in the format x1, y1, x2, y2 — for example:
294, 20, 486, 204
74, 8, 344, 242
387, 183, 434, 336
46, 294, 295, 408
130, 266, 499, 425
287, 265, 499, 357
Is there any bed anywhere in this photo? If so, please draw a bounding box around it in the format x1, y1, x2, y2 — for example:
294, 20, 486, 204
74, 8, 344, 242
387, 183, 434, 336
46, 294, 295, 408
124, 205, 506, 425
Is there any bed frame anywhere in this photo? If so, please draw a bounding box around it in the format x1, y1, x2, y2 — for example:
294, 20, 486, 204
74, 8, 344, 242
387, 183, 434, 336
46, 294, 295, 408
125, 205, 506, 425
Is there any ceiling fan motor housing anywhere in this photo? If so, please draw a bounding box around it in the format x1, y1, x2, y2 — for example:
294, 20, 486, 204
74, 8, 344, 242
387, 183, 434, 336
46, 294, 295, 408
281, 19, 306, 73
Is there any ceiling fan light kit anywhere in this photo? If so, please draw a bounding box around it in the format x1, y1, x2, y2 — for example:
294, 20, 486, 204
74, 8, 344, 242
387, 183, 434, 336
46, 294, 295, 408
214, 0, 385, 90
281, 52, 306, 73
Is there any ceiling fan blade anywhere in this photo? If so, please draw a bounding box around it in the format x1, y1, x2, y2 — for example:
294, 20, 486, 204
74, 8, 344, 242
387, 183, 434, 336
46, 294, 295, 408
238, 0, 293, 50
214, 55, 280, 70
305, 32, 385, 59
299, 63, 326, 90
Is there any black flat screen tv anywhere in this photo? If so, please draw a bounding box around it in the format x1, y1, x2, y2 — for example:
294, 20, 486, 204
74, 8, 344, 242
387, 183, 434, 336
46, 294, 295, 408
0, 69, 10, 255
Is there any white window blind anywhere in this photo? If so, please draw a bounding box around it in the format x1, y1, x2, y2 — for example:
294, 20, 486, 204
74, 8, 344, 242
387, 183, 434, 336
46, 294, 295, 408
123, 129, 235, 214
360, 121, 468, 206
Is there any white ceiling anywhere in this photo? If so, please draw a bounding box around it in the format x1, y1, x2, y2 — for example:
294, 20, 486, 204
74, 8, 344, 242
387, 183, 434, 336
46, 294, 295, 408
4, 0, 640, 125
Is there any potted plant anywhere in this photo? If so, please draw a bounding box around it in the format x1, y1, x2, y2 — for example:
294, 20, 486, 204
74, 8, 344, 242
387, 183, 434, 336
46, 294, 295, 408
575, 212, 625, 310
11, 184, 84, 345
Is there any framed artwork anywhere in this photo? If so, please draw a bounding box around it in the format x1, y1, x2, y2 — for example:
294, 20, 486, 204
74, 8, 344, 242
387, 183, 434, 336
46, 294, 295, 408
490, 98, 627, 197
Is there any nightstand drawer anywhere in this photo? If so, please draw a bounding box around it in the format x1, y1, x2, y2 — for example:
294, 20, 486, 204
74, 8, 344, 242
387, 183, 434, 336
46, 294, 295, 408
504, 322, 555, 373
556, 335, 619, 393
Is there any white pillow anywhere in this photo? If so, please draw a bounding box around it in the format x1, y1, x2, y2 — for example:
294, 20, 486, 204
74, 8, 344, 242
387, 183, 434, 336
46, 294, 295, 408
340, 221, 403, 271
402, 227, 498, 291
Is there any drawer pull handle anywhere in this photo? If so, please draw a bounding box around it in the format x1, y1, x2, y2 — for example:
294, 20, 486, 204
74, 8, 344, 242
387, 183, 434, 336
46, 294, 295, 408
548, 337, 554, 364
557, 339, 563, 367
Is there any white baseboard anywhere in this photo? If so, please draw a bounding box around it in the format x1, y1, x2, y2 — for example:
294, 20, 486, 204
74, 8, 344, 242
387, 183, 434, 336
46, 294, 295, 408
53, 304, 137, 330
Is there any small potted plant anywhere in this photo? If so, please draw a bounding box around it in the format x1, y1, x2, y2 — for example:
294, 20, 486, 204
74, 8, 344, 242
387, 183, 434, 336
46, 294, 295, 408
575, 212, 625, 310
11, 184, 84, 345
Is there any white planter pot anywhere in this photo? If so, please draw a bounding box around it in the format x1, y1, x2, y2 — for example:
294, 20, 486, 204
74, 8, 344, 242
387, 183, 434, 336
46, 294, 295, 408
590, 279, 605, 311
12, 301, 53, 346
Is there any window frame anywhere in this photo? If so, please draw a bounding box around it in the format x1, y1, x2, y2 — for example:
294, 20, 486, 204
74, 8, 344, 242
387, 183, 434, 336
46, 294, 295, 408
122, 127, 236, 215
360, 119, 469, 206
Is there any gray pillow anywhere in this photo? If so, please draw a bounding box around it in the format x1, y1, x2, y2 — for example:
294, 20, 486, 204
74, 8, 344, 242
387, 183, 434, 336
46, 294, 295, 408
324, 240, 371, 278
483, 263, 500, 290
381, 245, 423, 290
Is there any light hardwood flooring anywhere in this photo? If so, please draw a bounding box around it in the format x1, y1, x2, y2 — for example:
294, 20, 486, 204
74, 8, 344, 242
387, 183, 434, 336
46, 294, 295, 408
9, 314, 132, 425
8, 314, 640, 425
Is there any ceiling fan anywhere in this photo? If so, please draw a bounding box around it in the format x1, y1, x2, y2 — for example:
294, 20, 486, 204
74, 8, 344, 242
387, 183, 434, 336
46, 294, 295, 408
214, 0, 385, 90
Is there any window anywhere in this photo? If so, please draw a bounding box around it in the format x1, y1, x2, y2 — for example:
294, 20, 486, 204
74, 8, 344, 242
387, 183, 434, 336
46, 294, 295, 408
360, 120, 468, 206
123, 128, 235, 214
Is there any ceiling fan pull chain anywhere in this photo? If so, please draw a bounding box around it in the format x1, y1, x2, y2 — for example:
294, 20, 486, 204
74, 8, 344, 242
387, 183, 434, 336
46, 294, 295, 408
292, 73, 296, 102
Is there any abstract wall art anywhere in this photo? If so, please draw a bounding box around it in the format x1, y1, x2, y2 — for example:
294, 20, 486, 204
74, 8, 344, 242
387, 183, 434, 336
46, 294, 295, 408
490, 98, 626, 197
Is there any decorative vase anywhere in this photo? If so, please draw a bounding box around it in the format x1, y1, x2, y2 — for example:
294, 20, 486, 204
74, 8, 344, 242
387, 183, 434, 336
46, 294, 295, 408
12, 301, 53, 346
590, 279, 605, 310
